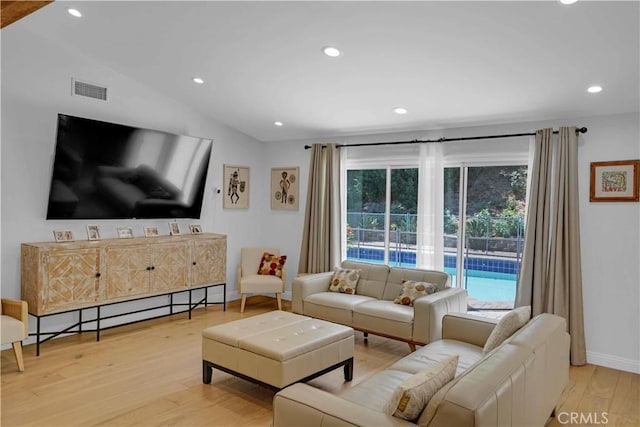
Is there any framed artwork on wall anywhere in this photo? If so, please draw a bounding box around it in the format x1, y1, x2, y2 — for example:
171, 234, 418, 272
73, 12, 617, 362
223, 164, 249, 209
590, 159, 639, 202
271, 166, 299, 210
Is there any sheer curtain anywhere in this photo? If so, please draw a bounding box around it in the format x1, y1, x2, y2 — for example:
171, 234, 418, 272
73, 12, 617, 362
298, 144, 341, 274
416, 143, 444, 270
516, 127, 586, 366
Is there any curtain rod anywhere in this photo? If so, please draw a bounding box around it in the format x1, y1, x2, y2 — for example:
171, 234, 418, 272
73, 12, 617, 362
303, 127, 587, 149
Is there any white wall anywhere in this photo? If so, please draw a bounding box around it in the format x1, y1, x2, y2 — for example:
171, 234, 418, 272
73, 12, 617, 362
264, 113, 640, 373
1, 25, 270, 335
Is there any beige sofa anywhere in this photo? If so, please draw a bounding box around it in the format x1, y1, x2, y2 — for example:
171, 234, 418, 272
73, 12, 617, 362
273, 312, 570, 427
292, 261, 467, 349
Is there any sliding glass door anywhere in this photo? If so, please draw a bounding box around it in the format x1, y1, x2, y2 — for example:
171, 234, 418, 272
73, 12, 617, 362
346, 167, 418, 266
444, 165, 527, 310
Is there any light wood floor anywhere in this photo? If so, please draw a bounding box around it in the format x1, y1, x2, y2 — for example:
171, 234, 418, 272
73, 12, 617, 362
1, 296, 638, 426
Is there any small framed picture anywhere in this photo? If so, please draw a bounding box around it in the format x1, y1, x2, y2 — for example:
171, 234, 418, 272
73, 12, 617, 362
271, 166, 300, 210
144, 226, 160, 237
169, 222, 181, 236
223, 164, 250, 209
189, 224, 203, 234
86, 225, 101, 241
53, 230, 74, 242
590, 159, 640, 202
117, 227, 134, 239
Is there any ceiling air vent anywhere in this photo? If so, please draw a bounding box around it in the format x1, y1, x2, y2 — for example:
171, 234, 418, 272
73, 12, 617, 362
72, 79, 108, 101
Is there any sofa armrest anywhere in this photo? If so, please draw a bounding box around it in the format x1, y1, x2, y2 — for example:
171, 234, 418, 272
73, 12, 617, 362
291, 272, 334, 314
442, 312, 498, 347
273, 383, 411, 427
412, 287, 468, 345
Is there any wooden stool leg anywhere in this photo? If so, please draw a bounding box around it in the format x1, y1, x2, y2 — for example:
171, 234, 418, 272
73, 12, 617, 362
12, 341, 24, 372
276, 293, 282, 310
240, 294, 247, 313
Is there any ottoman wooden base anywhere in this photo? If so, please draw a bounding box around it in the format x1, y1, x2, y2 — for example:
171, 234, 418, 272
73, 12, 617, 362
203, 357, 353, 392
202, 311, 354, 390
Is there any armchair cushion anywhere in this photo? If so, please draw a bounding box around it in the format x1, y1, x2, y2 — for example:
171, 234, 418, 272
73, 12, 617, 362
257, 252, 287, 277
1, 315, 25, 344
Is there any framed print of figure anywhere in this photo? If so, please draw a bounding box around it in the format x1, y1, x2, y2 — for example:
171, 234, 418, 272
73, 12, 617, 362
224, 165, 249, 209
271, 167, 299, 210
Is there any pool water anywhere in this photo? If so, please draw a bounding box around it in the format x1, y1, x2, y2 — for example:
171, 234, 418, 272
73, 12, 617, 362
446, 268, 517, 302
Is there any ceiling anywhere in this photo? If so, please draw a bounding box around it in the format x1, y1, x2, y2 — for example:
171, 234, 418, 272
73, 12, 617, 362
6, 1, 640, 142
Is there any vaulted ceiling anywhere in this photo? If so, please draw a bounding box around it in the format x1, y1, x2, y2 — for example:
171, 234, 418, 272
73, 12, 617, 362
3, 1, 639, 141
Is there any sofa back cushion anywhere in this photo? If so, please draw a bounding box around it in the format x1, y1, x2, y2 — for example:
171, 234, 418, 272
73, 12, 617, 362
383, 267, 451, 301
340, 261, 389, 299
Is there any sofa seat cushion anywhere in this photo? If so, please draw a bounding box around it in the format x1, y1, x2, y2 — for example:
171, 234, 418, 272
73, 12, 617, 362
304, 292, 376, 310
352, 301, 414, 340
303, 292, 376, 326
390, 339, 484, 377
339, 369, 413, 412
353, 300, 414, 323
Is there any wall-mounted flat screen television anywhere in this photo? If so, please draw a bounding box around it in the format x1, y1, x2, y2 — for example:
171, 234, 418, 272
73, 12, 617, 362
46, 114, 213, 220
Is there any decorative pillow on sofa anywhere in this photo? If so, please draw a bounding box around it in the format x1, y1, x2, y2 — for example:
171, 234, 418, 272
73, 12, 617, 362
328, 268, 360, 294
483, 305, 531, 353
384, 355, 459, 421
393, 280, 438, 306
257, 252, 287, 278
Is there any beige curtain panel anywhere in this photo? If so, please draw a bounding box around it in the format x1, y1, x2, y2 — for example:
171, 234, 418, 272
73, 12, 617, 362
516, 127, 586, 366
298, 144, 341, 274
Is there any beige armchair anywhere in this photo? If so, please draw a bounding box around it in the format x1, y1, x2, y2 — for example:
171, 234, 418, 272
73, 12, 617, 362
1, 298, 28, 372
238, 247, 286, 312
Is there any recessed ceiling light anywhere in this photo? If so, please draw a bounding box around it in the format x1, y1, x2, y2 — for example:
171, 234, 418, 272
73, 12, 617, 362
393, 107, 408, 115
67, 8, 82, 17
192, 77, 205, 84
559, 0, 578, 5
274, 121, 284, 127
322, 46, 342, 57
587, 85, 602, 93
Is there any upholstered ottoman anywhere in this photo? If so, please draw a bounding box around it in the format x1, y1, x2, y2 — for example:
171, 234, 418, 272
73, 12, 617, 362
202, 311, 354, 390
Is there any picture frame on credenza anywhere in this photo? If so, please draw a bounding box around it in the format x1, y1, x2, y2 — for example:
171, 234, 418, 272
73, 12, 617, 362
53, 230, 74, 242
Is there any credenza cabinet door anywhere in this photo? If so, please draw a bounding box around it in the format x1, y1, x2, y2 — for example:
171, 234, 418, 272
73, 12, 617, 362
151, 242, 189, 292
190, 238, 227, 286
104, 245, 151, 299
42, 249, 101, 312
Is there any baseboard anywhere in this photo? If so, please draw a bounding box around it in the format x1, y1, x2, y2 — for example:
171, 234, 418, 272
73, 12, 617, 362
587, 350, 640, 374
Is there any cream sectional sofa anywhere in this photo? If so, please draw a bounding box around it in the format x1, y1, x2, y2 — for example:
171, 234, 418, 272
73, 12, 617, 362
273, 312, 570, 427
292, 261, 467, 350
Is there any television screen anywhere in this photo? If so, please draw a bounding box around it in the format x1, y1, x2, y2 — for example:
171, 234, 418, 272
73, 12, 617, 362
46, 114, 213, 220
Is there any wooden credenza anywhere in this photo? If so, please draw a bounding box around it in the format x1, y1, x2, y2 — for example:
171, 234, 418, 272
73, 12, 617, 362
21, 233, 226, 353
